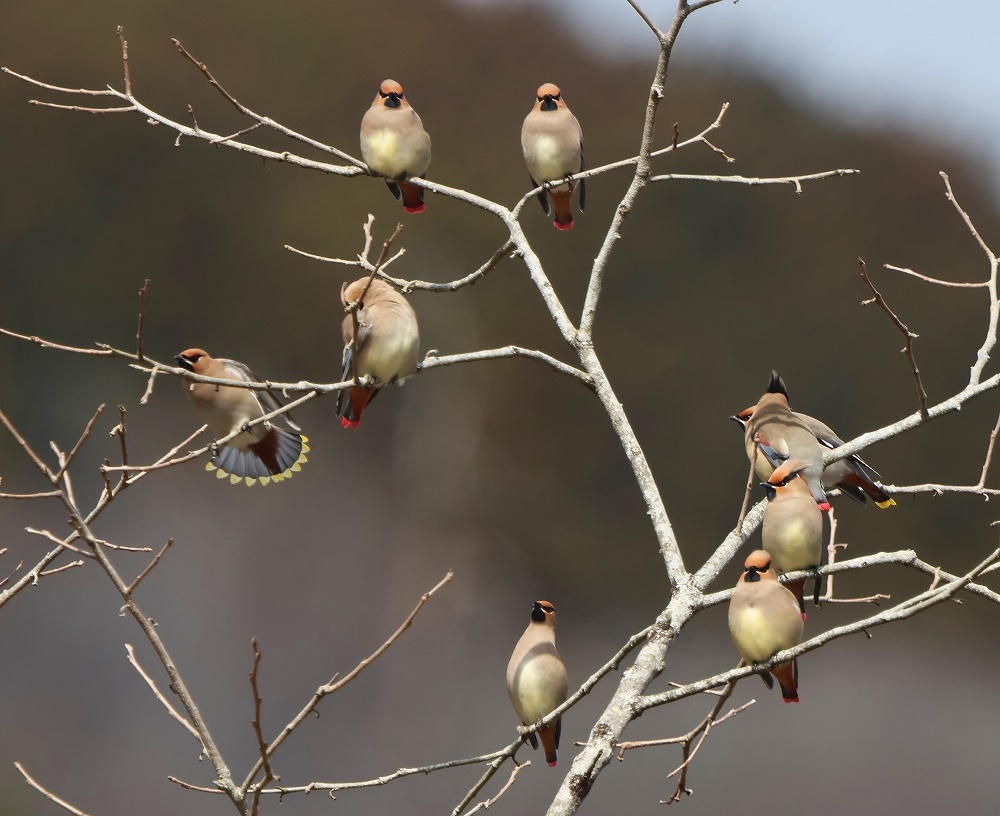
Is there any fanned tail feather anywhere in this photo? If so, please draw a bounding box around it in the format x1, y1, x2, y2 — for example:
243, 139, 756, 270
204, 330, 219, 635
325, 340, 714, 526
206, 429, 309, 486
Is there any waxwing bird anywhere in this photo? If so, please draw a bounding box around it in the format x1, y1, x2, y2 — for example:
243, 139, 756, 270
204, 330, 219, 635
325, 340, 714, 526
360, 79, 432, 213
731, 373, 895, 509
521, 83, 585, 230
176, 349, 309, 486
735, 372, 829, 509
507, 600, 568, 766
762, 459, 823, 618
729, 550, 803, 703
337, 277, 420, 428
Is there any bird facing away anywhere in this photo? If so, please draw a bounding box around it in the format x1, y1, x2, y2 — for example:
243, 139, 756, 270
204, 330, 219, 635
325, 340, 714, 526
521, 83, 585, 230
176, 349, 308, 486
360, 79, 432, 213
729, 550, 803, 703
731, 371, 895, 508
762, 458, 823, 618
506, 600, 569, 766
338, 277, 420, 428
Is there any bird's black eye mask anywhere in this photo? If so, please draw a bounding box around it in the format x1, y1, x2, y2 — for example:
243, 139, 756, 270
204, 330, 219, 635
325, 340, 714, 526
539, 94, 560, 111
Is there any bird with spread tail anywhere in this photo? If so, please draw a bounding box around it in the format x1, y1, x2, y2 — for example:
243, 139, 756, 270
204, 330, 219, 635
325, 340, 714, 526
729, 550, 803, 703
338, 277, 420, 428
732, 371, 895, 509
176, 349, 308, 486
507, 600, 568, 766
360, 79, 432, 213
521, 83, 585, 230
762, 459, 823, 618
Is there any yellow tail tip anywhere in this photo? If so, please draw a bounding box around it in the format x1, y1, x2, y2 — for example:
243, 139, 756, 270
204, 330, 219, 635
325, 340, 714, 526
875, 498, 897, 509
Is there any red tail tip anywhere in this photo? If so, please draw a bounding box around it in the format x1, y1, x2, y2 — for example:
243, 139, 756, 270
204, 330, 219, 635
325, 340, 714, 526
783, 696, 800, 704
818, 501, 831, 512
403, 204, 425, 214
547, 760, 558, 767
341, 417, 360, 429
552, 220, 574, 231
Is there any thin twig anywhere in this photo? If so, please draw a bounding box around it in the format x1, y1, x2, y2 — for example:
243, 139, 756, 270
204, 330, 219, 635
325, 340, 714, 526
117, 26, 131, 97
859, 258, 929, 418
465, 761, 531, 815
125, 538, 173, 595
419, 346, 592, 388
53, 404, 106, 481
168, 776, 224, 794
124, 643, 201, 741
0, 559, 23, 588
811, 510, 887, 605
140, 365, 159, 404
135, 279, 150, 361
111, 404, 129, 489
210, 121, 264, 146
648, 168, 858, 188
451, 754, 512, 816
0, 490, 62, 500
978, 412, 1000, 488
248, 638, 275, 816
15, 762, 93, 816
37, 560, 85, 579
171, 39, 362, 166
0, 408, 54, 479
239, 570, 454, 795
885, 263, 987, 288
0, 66, 114, 95
664, 692, 752, 804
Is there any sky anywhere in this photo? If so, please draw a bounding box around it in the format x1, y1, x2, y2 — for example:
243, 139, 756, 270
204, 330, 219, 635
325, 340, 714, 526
472, 0, 1000, 198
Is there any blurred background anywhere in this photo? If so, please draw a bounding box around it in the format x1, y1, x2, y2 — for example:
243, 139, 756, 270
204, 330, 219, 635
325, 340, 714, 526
2, 1, 999, 814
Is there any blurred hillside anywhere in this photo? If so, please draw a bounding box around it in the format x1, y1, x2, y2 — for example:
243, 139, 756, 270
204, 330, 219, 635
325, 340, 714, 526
1, 1, 999, 815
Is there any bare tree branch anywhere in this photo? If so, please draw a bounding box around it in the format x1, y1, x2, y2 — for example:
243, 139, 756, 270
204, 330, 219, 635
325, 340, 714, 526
124, 538, 173, 596
648, 168, 858, 189
15, 762, 94, 816
238, 570, 454, 796
125, 643, 201, 742
859, 258, 929, 417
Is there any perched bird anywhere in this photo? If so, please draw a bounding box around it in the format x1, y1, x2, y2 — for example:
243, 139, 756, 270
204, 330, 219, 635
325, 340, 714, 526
360, 79, 432, 213
729, 550, 803, 703
507, 600, 568, 766
521, 83, 585, 230
176, 349, 308, 486
732, 372, 895, 508
338, 277, 420, 428
762, 459, 823, 617
735, 372, 830, 509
